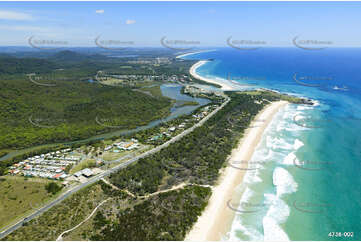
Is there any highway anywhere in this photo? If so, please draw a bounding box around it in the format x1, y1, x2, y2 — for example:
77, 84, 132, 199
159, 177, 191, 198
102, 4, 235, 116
0, 97, 229, 239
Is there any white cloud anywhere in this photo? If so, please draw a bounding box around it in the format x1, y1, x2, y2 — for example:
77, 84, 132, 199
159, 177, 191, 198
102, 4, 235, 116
0, 25, 49, 32
125, 19, 136, 25
95, 9, 104, 14
0, 10, 33, 20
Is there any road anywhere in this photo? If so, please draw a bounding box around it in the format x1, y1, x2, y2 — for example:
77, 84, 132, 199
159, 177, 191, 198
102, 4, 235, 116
0, 97, 229, 239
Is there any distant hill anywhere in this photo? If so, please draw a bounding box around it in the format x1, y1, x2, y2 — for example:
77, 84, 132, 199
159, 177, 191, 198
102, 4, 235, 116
0, 55, 55, 74
0, 51, 111, 74
49, 50, 104, 62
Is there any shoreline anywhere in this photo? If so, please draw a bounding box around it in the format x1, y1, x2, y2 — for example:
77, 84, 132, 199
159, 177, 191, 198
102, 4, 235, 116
176, 49, 216, 59
185, 100, 288, 241
189, 61, 235, 91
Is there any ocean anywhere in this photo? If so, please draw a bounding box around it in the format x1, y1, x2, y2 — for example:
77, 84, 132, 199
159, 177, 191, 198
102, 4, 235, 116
183, 48, 361, 241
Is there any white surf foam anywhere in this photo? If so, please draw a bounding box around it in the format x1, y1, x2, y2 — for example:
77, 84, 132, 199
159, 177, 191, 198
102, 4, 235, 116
226, 188, 263, 241
263, 216, 290, 241
272, 167, 298, 197
244, 168, 263, 184
293, 139, 304, 150
312, 100, 320, 106
275, 106, 309, 132
266, 136, 294, 150
297, 105, 313, 111
251, 146, 274, 163
227, 99, 304, 242
238, 187, 255, 204
226, 221, 264, 241
262, 193, 290, 241
282, 152, 296, 165
209, 76, 252, 90
294, 114, 305, 122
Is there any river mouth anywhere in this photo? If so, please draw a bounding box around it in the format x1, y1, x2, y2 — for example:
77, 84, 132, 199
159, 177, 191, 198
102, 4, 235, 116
0, 84, 210, 162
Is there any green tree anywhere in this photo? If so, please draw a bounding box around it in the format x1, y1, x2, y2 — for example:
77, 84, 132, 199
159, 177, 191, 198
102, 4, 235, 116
45, 182, 62, 195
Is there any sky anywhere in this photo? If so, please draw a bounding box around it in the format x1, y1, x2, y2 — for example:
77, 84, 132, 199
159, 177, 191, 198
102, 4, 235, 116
1, 1, 361, 47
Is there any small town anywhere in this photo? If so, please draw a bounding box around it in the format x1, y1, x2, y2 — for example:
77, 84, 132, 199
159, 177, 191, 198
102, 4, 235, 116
7, 139, 143, 183
8, 148, 79, 180
97, 73, 191, 84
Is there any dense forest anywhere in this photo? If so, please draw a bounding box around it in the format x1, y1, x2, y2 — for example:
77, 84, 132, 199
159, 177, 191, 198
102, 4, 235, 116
0, 77, 172, 149
0, 51, 200, 152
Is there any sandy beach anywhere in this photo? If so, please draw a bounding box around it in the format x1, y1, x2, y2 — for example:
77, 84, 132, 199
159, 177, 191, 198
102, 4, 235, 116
176, 50, 216, 59
185, 100, 288, 241
189, 61, 235, 91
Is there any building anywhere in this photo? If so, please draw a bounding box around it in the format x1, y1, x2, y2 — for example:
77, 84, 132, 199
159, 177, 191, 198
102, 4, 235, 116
123, 142, 134, 149
53, 173, 62, 179
81, 168, 93, 177
178, 123, 186, 128
150, 134, 163, 141
60, 174, 67, 179
117, 141, 139, 150
74, 171, 82, 178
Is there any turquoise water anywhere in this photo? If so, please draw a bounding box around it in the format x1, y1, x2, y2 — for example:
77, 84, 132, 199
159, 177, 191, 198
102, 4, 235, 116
184, 48, 361, 241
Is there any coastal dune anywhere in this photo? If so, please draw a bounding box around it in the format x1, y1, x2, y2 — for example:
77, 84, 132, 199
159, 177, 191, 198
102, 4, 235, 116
185, 100, 288, 241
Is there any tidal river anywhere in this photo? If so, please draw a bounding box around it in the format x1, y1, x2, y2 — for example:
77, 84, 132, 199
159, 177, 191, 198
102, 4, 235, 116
0, 84, 210, 162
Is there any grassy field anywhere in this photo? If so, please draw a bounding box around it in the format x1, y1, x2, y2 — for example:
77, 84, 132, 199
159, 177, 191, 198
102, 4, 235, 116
176, 101, 199, 108
103, 147, 153, 170
100, 144, 150, 162
0, 176, 60, 229
139, 85, 164, 98
3, 183, 109, 241
99, 77, 125, 86
99, 77, 160, 89
69, 159, 96, 174
101, 150, 133, 162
